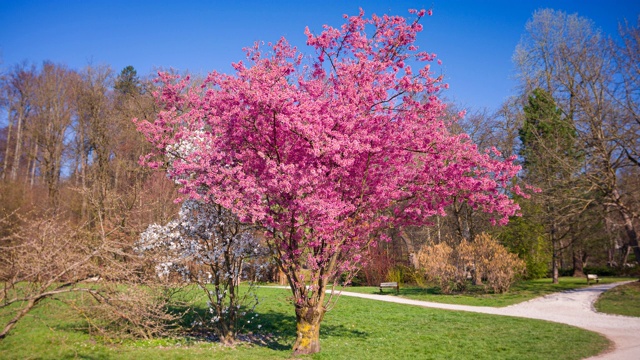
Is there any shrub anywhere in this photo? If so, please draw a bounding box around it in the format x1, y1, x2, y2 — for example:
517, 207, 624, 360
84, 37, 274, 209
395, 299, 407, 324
417, 242, 466, 293
470, 233, 526, 293
385, 264, 424, 285
394, 264, 428, 287
583, 266, 618, 277
360, 245, 396, 286
417, 234, 525, 294
524, 254, 550, 279
0, 211, 179, 341
559, 268, 574, 277
74, 284, 184, 340
386, 266, 404, 284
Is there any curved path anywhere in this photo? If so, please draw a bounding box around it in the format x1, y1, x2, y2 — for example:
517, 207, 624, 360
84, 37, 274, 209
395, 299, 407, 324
339, 281, 640, 360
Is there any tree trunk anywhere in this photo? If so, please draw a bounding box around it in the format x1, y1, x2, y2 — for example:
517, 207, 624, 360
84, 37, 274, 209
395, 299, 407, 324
620, 210, 640, 266
1, 112, 13, 180
621, 245, 631, 267
572, 244, 584, 277
29, 143, 38, 187
10, 108, 24, 181
552, 240, 559, 284
551, 227, 559, 284
292, 304, 324, 356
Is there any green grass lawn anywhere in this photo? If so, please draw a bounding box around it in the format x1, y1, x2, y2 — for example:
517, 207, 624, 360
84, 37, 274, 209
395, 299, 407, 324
344, 277, 636, 307
0, 285, 610, 359
594, 280, 640, 317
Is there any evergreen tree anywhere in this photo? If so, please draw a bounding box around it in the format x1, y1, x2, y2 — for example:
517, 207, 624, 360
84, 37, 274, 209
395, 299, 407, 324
518, 88, 584, 283
114, 65, 140, 96
519, 88, 578, 171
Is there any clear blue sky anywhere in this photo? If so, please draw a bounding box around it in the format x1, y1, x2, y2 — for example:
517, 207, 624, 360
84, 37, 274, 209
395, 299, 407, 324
1, 0, 638, 112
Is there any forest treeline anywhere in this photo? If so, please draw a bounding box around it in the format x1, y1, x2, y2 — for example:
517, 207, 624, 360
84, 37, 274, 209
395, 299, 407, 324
0, 62, 179, 251
0, 8, 638, 294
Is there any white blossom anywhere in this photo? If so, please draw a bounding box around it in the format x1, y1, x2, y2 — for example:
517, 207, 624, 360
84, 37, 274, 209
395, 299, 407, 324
136, 198, 268, 340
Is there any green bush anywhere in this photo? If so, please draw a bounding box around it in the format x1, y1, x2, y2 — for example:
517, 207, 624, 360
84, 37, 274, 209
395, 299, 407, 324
525, 257, 549, 279
386, 266, 404, 284
559, 268, 574, 277
403, 266, 428, 287
583, 266, 618, 277
385, 265, 428, 287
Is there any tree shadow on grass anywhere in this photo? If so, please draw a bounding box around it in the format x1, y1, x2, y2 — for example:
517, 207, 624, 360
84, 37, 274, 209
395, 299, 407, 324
245, 310, 369, 351
397, 287, 441, 296
350, 284, 500, 297
53, 299, 368, 353
321, 323, 368, 339
351, 286, 443, 297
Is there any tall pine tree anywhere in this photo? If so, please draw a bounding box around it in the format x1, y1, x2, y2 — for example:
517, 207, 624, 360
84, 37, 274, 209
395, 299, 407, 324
519, 88, 583, 283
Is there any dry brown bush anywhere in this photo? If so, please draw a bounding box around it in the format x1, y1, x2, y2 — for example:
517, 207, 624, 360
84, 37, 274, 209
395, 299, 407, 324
417, 233, 525, 294
466, 233, 526, 293
416, 242, 464, 293
70, 283, 185, 340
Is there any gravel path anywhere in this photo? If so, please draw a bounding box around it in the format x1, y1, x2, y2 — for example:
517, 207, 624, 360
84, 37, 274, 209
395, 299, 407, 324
339, 281, 640, 360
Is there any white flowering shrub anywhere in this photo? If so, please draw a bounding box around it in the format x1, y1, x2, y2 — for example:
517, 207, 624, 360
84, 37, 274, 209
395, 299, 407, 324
137, 199, 268, 344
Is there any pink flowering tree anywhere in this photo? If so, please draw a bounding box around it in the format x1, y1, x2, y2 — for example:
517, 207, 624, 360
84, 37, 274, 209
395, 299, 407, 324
136, 9, 522, 355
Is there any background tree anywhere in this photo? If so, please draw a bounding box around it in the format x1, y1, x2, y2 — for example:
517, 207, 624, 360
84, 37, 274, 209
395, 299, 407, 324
137, 9, 523, 355
114, 65, 140, 97
518, 88, 584, 282
73, 64, 113, 220
514, 9, 640, 270
498, 197, 550, 279
1, 64, 36, 182
611, 17, 640, 168
29, 62, 78, 207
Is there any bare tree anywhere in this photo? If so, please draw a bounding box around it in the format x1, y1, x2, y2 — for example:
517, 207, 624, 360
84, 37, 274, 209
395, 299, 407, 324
28, 62, 78, 207
1, 64, 36, 182
73, 64, 114, 220
612, 17, 640, 168
515, 9, 640, 267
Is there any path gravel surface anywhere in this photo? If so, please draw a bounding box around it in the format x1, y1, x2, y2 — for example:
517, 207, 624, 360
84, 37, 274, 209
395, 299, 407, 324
339, 281, 640, 360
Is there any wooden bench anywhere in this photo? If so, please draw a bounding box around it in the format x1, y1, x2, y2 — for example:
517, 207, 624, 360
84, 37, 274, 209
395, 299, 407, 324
379, 282, 399, 294
587, 274, 599, 284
